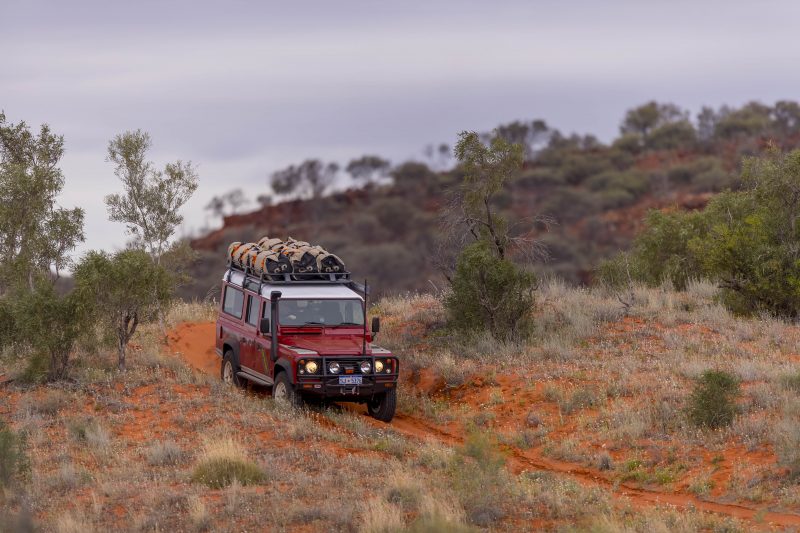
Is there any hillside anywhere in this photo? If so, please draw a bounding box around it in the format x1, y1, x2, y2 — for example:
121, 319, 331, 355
183, 100, 800, 300
3, 285, 800, 531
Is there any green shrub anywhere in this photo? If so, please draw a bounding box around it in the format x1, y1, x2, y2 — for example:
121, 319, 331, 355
191, 438, 265, 489
445, 241, 536, 341
610, 149, 800, 319
191, 457, 265, 489
0, 298, 15, 349
686, 370, 740, 429
630, 209, 709, 290
0, 420, 29, 487
645, 120, 697, 150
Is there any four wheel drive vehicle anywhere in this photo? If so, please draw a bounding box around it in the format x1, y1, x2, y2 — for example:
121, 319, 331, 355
215, 264, 399, 422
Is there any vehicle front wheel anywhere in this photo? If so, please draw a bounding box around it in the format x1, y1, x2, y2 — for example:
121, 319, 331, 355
221, 351, 244, 388
273, 371, 303, 408
367, 389, 396, 422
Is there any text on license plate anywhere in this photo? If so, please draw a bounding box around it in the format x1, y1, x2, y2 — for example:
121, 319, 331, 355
339, 376, 362, 385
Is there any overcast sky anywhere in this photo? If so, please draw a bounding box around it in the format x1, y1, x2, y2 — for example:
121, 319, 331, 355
3, 0, 800, 258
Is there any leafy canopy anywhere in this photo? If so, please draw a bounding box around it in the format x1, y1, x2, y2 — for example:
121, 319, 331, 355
105, 130, 198, 262
601, 147, 800, 318
73, 249, 171, 370
453, 131, 524, 259
0, 112, 84, 289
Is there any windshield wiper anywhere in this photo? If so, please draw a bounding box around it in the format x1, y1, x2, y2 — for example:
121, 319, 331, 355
332, 322, 362, 327
300, 321, 325, 326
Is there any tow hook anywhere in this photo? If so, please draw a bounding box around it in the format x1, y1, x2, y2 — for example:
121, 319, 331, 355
340, 386, 360, 395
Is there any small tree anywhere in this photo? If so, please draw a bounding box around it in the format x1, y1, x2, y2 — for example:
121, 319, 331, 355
74, 249, 170, 371
205, 195, 225, 218
12, 281, 88, 381
0, 113, 84, 291
443, 131, 543, 340
270, 159, 338, 199
222, 188, 247, 214
451, 131, 546, 260
105, 130, 197, 329
105, 130, 198, 264
345, 155, 390, 186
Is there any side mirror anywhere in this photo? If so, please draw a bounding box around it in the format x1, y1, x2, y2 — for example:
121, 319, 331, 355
259, 317, 271, 335
371, 317, 380, 335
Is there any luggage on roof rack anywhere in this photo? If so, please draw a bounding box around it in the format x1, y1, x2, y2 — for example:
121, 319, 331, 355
226, 236, 349, 283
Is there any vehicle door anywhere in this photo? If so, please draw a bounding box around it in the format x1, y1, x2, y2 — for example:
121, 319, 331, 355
220, 283, 246, 361
239, 292, 261, 372
254, 298, 273, 377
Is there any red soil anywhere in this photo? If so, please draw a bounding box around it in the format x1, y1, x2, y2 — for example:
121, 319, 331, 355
165, 322, 219, 377
162, 320, 800, 529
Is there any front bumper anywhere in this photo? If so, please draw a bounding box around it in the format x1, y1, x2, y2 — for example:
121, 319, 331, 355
295, 356, 398, 400
295, 375, 397, 399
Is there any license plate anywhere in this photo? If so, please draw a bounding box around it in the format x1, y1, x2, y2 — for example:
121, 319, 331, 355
339, 376, 362, 385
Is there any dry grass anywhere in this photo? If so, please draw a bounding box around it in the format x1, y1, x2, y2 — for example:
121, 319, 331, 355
191, 438, 265, 488
3, 291, 794, 531
145, 440, 185, 466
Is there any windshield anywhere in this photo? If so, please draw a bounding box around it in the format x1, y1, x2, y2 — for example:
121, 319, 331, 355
273, 299, 365, 327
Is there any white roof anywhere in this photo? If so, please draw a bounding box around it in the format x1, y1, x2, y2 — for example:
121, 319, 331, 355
225, 270, 363, 301
261, 283, 363, 300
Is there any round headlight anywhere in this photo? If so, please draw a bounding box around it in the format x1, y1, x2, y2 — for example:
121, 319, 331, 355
329, 362, 340, 374
374, 360, 384, 373
360, 361, 372, 374
305, 360, 318, 374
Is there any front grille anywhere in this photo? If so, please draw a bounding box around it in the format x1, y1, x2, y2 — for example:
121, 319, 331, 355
323, 357, 370, 375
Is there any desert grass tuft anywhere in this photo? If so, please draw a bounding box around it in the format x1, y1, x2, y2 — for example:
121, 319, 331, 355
191, 438, 265, 489
145, 440, 185, 466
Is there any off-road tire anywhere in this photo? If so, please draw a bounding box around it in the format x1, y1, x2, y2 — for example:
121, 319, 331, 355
273, 371, 303, 408
221, 351, 244, 388
367, 389, 397, 422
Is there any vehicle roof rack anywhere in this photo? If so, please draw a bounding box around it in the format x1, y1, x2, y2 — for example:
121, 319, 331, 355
225, 260, 369, 295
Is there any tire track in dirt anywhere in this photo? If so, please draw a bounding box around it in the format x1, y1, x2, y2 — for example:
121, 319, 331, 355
164, 321, 800, 529
379, 413, 800, 529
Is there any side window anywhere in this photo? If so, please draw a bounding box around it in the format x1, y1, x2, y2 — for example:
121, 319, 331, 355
222, 286, 244, 319
245, 295, 260, 327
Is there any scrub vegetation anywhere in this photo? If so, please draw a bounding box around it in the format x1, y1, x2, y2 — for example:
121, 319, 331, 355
4, 101, 800, 530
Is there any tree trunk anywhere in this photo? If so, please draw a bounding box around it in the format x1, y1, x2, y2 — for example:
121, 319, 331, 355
117, 336, 126, 372
118, 311, 139, 372
48, 349, 69, 381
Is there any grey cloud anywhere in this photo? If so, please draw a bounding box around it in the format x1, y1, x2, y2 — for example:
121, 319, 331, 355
3, 0, 800, 260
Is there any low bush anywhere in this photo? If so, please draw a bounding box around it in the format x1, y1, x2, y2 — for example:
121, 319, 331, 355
0, 420, 29, 487
686, 370, 740, 429
191, 438, 265, 489
445, 241, 536, 341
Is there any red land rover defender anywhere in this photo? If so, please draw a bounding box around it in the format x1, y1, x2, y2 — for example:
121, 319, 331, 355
214, 264, 398, 422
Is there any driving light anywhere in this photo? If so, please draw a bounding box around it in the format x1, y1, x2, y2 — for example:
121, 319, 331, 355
305, 360, 318, 374
329, 362, 341, 374
374, 360, 384, 373
360, 361, 372, 374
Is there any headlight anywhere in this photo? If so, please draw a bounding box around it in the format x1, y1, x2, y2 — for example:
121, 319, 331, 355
360, 361, 371, 374
305, 360, 318, 374
374, 360, 384, 373
329, 362, 340, 374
